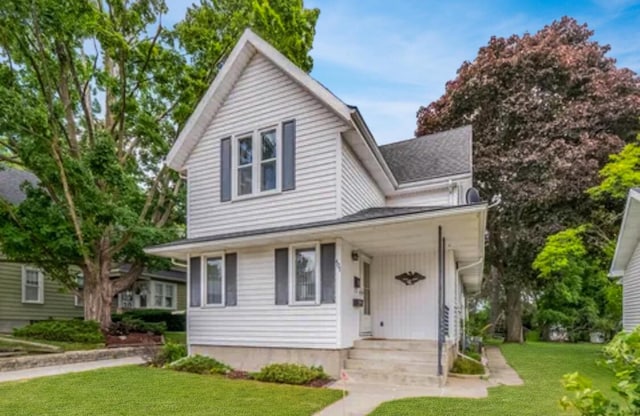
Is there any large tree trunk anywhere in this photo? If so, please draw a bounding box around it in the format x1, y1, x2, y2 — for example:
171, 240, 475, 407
505, 284, 523, 343
488, 266, 502, 337
83, 259, 114, 331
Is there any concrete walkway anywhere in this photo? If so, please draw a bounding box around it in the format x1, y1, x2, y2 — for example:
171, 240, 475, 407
315, 346, 523, 416
0, 356, 144, 383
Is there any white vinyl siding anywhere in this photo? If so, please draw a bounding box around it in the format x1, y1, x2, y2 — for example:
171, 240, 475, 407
340, 140, 384, 216
386, 188, 452, 207
188, 245, 338, 348
186, 53, 345, 238
370, 251, 439, 340
623, 242, 640, 331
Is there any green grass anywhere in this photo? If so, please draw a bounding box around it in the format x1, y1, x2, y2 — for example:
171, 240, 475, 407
371, 342, 616, 416
164, 331, 186, 344
0, 365, 343, 416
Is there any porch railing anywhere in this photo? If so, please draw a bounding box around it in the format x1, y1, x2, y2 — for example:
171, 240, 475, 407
441, 305, 450, 338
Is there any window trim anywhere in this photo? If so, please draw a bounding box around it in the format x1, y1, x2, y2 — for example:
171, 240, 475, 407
152, 281, 178, 310
201, 253, 226, 307
21, 266, 44, 304
289, 242, 321, 306
231, 124, 282, 201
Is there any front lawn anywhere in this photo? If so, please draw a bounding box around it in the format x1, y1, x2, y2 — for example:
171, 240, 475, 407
0, 365, 343, 416
164, 331, 186, 344
371, 342, 615, 416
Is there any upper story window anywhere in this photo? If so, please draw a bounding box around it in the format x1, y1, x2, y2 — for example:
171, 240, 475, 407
233, 126, 280, 198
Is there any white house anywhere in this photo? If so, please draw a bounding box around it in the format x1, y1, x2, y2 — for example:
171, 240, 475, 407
146, 29, 487, 385
610, 188, 640, 332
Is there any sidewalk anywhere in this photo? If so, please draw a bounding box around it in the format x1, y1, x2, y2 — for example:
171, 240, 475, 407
315, 345, 522, 416
0, 356, 144, 383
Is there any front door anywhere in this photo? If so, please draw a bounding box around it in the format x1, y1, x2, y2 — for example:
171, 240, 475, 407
359, 259, 372, 336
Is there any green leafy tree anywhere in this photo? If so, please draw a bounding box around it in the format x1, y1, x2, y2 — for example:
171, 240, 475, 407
416, 17, 640, 342
533, 226, 619, 340
0, 0, 319, 329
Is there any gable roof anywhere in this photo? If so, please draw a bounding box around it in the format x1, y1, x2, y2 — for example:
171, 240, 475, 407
0, 167, 38, 205
167, 28, 353, 172
610, 188, 640, 277
379, 125, 472, 184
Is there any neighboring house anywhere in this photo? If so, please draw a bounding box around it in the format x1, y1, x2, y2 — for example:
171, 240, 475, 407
0, 168, 186, 331
145, 28, 488, 385
610, 188, 640, 332
112, 264, 187, 313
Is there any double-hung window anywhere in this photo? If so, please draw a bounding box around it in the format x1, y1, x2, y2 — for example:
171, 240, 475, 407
234, 127, 279, 198
290, 243, 321, 305
75, 274, 84, 307
153, 282, 176, 309
204, 256, 224, 306
22, 266, 44, 304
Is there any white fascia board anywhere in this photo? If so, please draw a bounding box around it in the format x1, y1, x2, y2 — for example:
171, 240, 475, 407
610, 189, 640, 275
145, 203, 488, 258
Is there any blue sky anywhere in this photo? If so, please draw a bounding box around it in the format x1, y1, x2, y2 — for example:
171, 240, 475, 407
167, 0, 640, 144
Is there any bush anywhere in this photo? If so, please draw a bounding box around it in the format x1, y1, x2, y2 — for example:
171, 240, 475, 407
561, 327, 640, 415
13, 320, 104, 344
251, 363, 329, 385
451, 357, 485, 375
108, 317, 166, 336
168, 354, 232, 375
147, 342, 187, 367
113, 309, 185, 331
464, 350, 482, 361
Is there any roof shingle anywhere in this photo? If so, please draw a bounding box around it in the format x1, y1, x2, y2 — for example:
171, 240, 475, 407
379, 125, 472, 183
0, 167, 38, 205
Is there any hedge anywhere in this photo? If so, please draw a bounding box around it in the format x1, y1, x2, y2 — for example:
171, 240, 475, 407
112, 309, 185, 331
13, 320, 104, 344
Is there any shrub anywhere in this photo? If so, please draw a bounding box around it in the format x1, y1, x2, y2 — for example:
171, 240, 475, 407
561, 327, 640, 415
464, 350, 482, 361
251, 363, 329, 385
108, 317, 166, 336
168, 355, 232, 375
13, 320, 104, 344
113, 309, 185, 331
147, 342, 187, 367
451, 357, 485, 375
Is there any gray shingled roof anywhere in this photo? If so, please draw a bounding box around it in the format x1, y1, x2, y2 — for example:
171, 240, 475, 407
116, 264, 186, 283
379, 125, 472, 183
0, 167, 38, 205
147, 204, 483, 251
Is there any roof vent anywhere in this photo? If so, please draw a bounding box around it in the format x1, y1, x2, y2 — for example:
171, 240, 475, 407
466, 187, 481, 204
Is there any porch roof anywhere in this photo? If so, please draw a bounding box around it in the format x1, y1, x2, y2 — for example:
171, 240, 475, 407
146, 203, 487, 293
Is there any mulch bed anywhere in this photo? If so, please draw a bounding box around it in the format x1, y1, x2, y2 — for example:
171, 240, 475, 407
223, 370, 332, 388
106, 333, 162, 347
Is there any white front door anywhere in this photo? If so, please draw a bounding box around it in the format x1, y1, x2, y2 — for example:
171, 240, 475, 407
359, 259, 372, 336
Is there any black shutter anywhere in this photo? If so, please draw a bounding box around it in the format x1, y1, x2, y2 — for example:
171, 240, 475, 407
220, 137, 232, 202
320, 243, 336, 304
275, 248, 289, 305
282, 120, 296, 191
189, 257, 201, 307
225, 253, 237, 306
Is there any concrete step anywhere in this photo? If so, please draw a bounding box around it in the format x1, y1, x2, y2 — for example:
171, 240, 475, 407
344, 358, 436, 374
354, 339, 437, 351
343, 368, 441, 386
348, 348, 438, 363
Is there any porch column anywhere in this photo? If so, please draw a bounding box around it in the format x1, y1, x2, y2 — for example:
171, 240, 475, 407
437, 225, 446, 376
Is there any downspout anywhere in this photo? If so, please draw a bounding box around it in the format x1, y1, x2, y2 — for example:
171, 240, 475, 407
437, 226, 444, 377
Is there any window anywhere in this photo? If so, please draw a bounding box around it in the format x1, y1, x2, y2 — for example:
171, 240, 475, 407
237, 136, 253, 195
290, 244, 320, 304
75, 274, 84, 307
22, 267, 43, 304
260, 129, 277, 191
204, 257, 224, 306
117, 281, 175, 310
233, 126, 279, 198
